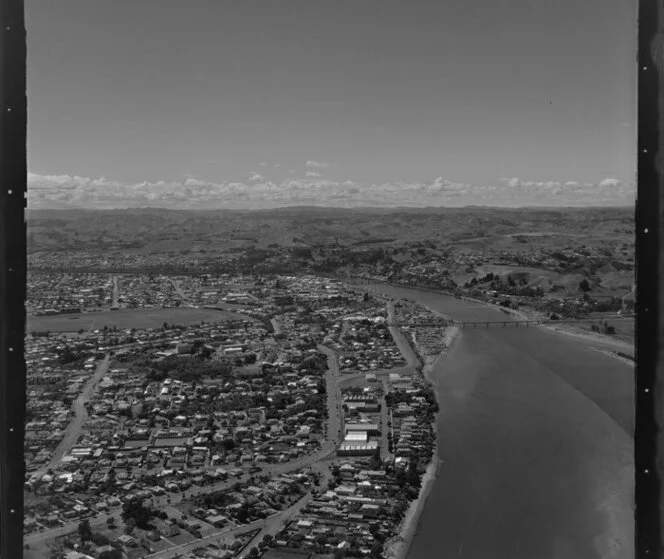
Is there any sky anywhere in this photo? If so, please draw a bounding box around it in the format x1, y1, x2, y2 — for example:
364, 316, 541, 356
26, 0, 637, 209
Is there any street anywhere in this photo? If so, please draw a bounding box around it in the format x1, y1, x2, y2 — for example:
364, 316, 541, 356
111, 275, 119, 308
25, 311, 416, 556
33, 354, 110, 477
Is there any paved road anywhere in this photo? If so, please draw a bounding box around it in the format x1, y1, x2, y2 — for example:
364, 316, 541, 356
111, 275, 119, 308
144, 488, 315, 559
318, 345, 343, 446
380, 378, 391, 461
26, 327, 395, 553
33, 355, 110, 477
168, 277, 190, 305
270, 318, 282, 335
386, 301, 421, 371
235, 490, 317, 559
25, 447, 337, 549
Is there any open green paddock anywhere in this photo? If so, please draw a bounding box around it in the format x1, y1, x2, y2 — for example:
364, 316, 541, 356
27, 307, 256, 333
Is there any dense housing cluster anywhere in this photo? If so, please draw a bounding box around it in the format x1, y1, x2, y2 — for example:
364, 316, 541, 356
24, 272, 448, 559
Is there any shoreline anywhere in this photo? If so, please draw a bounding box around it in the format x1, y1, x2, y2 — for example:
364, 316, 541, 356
362, 280, 633, 362
384, 326, 460, 559
456, 294, 634, 363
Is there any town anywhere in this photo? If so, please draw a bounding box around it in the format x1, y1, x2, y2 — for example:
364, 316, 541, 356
24, 274, 445, 559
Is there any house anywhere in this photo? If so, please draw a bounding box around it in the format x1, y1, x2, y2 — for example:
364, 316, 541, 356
176, 342, 192, 354
116, 534, 137, 547
205, 514, 227, 528
161, 520, 180, 536
147, 529, 161, 542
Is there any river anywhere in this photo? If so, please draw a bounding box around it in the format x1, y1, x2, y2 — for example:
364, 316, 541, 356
367, 284, 634, 559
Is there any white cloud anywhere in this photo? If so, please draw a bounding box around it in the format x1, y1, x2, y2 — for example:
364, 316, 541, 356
305, 160, 329, 168
248, 172, 264, 182
26, 172, 636, 210
259, 162, 267, 167
305, 171, 322, 178
430, 177, 468, 192
184, 177, 208, 187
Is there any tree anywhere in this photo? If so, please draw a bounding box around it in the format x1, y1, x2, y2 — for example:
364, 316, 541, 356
124, 517, 136, 534
262, 534, 274, 546
78, 519, 92, 544
236, 502, 250, 524
579, 279, 591, 292
603, 323, 616, 335
122, 499, 154, 530
368, 445, 382, 471
371, 541, 384, 557
248, 546, 260, 558
316, 534, 329, 546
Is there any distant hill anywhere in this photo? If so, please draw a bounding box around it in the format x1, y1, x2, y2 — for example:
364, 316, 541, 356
27, 206, 633, 254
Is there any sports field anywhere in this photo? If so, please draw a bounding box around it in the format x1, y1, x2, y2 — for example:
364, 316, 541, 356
27, 307, 256, 333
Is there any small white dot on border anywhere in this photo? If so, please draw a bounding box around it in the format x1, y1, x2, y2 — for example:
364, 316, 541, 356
8, 189, 12, 195
646, 388, 650, 393
644, 228, 649, 233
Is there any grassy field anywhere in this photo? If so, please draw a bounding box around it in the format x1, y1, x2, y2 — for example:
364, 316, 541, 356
28, 307, 256, 333
577, 315, 635, 346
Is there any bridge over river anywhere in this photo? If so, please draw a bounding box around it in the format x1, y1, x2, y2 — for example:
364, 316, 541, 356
389, 314, 634, 329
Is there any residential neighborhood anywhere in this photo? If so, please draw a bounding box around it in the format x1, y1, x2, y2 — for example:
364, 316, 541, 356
23, 273, 447, 559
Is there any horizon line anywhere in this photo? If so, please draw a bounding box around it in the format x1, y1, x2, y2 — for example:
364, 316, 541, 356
26, 203, 635, 213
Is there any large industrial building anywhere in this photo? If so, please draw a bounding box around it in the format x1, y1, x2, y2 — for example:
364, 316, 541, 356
344, 422, 380, 436
337, 440, 379, 456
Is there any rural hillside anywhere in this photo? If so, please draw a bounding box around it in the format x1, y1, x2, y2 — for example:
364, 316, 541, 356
27, 206, 633, 254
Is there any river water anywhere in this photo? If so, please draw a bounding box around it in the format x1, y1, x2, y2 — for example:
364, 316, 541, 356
368, 285, 634, 559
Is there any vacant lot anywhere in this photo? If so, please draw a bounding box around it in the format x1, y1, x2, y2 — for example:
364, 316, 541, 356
28, 307, 256, 333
